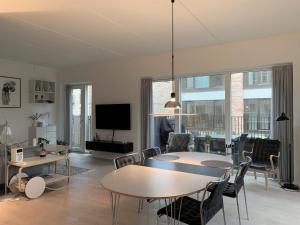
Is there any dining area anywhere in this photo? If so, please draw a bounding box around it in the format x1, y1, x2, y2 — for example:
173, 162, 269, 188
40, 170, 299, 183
101, 149, 251, 225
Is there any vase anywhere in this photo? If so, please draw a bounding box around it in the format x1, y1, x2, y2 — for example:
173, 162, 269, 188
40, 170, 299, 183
205, 143, 210, 153
32, 120, 37, 127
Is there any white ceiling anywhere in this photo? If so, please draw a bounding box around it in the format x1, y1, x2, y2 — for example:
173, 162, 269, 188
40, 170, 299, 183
0, 0, 300, 68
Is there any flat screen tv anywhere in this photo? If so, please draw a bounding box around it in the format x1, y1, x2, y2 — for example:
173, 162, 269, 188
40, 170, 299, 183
96, 104, 131, 130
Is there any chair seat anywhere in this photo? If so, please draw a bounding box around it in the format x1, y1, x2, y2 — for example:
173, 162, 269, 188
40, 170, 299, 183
250, 162, 271, 171
157, 196, 203, 225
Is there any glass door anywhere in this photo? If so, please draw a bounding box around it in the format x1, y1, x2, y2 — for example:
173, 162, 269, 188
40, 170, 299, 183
70, 85, 85, 152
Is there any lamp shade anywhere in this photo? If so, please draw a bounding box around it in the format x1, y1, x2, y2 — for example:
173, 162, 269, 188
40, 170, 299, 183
2, 125, 12, 136
276, 112, 289, 121
164, 92, 181, 108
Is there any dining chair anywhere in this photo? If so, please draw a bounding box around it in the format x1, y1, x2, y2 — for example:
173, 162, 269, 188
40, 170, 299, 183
113, 153, 144, 212
157, 173, 230, 225
114, 153, 139, 169
208, 156, 252, 225
141, 147, 161, 162
166, 132, 193, 152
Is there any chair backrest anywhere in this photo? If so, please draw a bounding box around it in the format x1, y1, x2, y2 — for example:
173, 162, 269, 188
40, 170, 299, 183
141, 147, 161, 161
234, 156, 252, 192
201, 173, 230, 224
235, 134, 248, 152
252, 138, 280, 164
167, 132, 191, 152
114, 153, 138, 169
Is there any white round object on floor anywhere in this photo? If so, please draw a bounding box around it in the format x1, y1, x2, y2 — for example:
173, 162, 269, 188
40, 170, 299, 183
25, 177, 46, 199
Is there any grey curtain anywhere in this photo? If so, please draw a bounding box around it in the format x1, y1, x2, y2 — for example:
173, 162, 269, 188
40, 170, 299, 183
140, 78, 153, 150
65, 85, 71, 144
272, 64, 293, 182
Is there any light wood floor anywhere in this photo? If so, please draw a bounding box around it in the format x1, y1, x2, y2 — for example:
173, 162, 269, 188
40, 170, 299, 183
1, 153, 300, 225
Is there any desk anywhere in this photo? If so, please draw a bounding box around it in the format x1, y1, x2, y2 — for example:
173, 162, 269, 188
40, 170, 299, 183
101, 152, 232, 225
6, 154, 70, 193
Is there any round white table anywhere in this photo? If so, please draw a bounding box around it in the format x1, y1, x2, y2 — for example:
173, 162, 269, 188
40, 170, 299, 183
101, 152, 233, 225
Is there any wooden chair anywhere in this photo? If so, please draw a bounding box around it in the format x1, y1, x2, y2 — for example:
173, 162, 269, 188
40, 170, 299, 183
243, 138, 280, 190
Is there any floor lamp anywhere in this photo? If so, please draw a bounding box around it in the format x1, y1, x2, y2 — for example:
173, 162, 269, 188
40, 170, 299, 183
1, 121, 12, 195
276, 112, 299, 191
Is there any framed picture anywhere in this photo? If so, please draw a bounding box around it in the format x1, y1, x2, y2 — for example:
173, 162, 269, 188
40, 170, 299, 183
0, 76, 21, 108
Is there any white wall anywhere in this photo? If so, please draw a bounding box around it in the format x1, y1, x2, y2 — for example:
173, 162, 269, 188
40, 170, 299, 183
0, 58, 57, 143
58, 32, 300, 184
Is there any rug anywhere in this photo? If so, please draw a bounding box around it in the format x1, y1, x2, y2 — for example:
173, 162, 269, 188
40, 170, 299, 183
54, 163, 91, 176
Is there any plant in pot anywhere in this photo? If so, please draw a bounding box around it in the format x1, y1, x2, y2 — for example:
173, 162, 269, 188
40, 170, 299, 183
29, 113, 42, 127
38, 137, 49, 157
204, 134, 211, 153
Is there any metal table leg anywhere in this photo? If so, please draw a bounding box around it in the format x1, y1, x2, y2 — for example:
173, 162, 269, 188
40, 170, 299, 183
111, 192, 120, 225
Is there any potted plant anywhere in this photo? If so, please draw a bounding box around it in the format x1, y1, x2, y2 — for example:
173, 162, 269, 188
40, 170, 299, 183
38, 137, 49, 157
204, 134, 211, 153
29, 113, 42, 127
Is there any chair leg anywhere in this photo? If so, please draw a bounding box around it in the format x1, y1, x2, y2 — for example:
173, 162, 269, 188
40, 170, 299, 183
264, 172, 268, 190
236, 194, 242, 225
222, 204, 227, 225
243, 185, 249, 220
254, 171, 257, 180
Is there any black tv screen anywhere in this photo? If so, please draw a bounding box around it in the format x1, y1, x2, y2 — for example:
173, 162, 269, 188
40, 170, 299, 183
95, 104, 131, 130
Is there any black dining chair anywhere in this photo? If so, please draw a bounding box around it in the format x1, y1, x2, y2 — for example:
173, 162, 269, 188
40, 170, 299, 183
113, 153, 144, 212
208, 156, 252, 225
141, 147, 161, 162
157, 173, 230, 225
114, 153, 139, 169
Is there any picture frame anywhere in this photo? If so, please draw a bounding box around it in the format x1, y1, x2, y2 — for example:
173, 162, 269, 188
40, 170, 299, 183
0, 76, 21, 108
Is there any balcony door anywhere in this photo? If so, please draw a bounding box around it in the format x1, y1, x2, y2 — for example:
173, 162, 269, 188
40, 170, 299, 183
68, 84, 92, 152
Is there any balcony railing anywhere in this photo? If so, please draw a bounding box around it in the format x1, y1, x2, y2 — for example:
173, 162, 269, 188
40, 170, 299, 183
183, 115, 270, 138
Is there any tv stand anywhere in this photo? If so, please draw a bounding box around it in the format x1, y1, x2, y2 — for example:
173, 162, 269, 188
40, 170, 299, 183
86, 141, 133, 154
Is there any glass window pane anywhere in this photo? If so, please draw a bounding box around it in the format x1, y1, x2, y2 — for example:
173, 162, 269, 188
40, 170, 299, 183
195, 76, 209, 88
186, 77, 194, 88
231, 70, 272, 139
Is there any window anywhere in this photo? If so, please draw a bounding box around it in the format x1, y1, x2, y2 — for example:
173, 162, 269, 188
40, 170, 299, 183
152, 80, 175, 150
232, 70, 272, 138
186, 77, 194, 89
180, 74, 225, 138
195, 76, 209, 88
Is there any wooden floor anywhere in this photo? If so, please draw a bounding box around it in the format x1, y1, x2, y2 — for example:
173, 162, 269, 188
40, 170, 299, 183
1, 153, 300, 225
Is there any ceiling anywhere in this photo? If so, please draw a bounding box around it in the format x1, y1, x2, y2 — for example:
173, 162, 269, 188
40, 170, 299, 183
0, 0, 300, 68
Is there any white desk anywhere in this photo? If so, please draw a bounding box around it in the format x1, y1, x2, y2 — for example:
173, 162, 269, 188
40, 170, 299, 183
6, 154, 70, 193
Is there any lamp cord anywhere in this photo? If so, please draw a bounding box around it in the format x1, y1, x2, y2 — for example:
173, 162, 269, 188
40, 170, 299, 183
171, 0, 175, 92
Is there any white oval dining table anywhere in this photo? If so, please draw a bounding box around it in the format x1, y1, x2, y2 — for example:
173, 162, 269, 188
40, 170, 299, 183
101, 152, 233, 225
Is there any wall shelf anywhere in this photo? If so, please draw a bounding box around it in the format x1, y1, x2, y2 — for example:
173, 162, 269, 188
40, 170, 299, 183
29, 80, 55, 103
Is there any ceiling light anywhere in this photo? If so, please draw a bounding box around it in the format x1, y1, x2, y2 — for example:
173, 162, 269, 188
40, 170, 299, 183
164, 0, 181, 109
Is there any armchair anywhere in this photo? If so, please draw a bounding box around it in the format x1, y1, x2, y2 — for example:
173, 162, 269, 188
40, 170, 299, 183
242, 138, 280, 190
166, 132, 193, 153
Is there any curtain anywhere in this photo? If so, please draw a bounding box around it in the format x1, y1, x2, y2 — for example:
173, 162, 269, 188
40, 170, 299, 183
65, 85, 71, 144
140, 78, 153, 150
272, 64, 293, 182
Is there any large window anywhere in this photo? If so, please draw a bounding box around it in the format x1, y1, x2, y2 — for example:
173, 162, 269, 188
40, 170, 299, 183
181, 74, 226, 138
150, 69, 273, 154
232, 70, 272, 138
